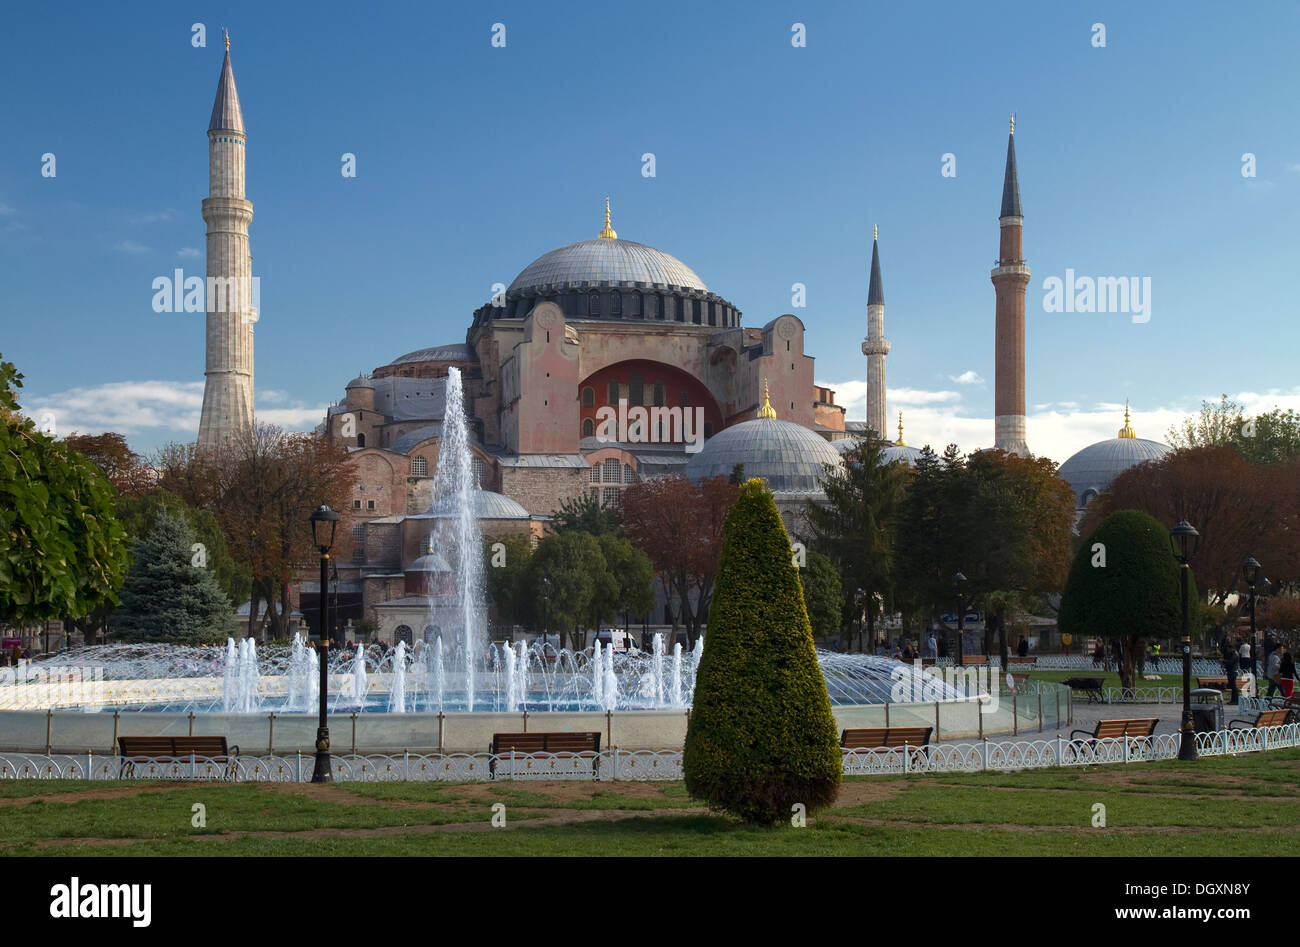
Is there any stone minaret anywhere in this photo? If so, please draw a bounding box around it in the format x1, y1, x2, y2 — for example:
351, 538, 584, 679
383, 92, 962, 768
861, 225, 890, 439
992, 115, 1029, 455
198, 33, 255, 452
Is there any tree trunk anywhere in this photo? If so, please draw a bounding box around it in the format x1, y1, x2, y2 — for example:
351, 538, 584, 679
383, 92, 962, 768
247, 589, 259, 642
997, 613, 1009, 674
1120, 634, 1143, 691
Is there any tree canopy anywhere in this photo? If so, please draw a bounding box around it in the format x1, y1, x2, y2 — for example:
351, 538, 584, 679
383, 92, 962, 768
0, 355, 128, 627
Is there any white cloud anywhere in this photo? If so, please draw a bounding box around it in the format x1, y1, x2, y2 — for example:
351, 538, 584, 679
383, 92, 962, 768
20, 380, 326, 442
949, 370, 985, 385
176, 247, 201, 258
114, 240, 149, 254
817, 381, 1300, 465
1286, 163, 1300, 174
129, 209, 176, 225
0, 202, 16, 216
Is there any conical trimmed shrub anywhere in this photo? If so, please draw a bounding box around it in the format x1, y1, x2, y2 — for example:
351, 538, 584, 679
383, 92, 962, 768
683, 479, 841, 824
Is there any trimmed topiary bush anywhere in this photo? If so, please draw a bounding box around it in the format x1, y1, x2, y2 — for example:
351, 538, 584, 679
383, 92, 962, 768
683, 479, 841, 824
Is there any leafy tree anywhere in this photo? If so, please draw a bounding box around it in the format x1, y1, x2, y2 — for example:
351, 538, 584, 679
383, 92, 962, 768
524, 530, 605, 650
683, 479, 841, 824
0, 355, 128, 627
598, 533, 655, 629
110, 510, 236, 644
550, 491, 620, 536
1085, 447, 1300, 605
1059, 509, 1192, 690
483, 535, 535, 629
1167, 395, 1300, 465
619, 475, 737, 646
64, 432, 153, 498
801, 549, 843, 642
806, 435, 905, 649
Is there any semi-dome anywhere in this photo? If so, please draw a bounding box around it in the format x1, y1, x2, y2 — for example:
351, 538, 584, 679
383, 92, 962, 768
508, 238, 707, 294
1058, 404, 1171, 508
428, 490, 530, 520
686, 393, 843, 494
345, 374, 374, 390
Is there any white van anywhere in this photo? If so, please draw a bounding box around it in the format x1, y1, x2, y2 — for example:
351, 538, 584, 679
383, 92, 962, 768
593, 628, 637, 653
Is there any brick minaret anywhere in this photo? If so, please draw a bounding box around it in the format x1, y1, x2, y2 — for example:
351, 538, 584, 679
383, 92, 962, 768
991, 115, 1029, 455
198, 33, 255, 452
861, 225, 889, 439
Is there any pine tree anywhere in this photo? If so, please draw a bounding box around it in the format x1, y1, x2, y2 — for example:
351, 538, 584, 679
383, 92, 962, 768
111, 510, 236, 644
683, 479, 841, 824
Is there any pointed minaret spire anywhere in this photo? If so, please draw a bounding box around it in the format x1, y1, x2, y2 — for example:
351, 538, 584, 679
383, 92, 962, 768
1000, 114, 1022, 219
198, 45, 255, 453
896, 412, 907, 447
597, 196, 617, 239
757, 379, 777, 419
861, 225, 890, 438
208, 38, 245, 134
1118, 400, 1136, 439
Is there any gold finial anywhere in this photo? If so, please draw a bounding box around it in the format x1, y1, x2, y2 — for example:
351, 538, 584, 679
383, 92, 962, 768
757, 379, 777, 419
224, 29, 230, 51
597, 196, 617, 239
873, 224, 878, 241
896, 411, 907, 447
1118, 400, 1136, 439
1009, 112, 1015, 135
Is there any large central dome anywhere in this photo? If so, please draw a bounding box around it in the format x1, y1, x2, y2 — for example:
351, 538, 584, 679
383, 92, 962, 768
507, 238, 708, 294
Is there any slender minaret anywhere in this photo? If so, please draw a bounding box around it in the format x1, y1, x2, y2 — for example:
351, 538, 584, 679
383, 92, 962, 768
198, 32, 255, 452
861, 225, 890, 439
992, 114, 1029, 456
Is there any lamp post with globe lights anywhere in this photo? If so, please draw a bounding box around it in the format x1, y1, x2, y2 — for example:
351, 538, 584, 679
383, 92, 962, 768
309, 504, 339, 783
1243, 556, 1261, 682
1170, 520, 1200, 762
954, 572, 968, 666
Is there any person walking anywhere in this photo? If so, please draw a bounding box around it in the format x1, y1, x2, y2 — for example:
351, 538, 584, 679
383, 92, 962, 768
1239, 638, 1253, 678
1280, 646, 1295, 700
1265, 645, 1283, 700
1223, 642, 1240, 705
926, 633, 938, 659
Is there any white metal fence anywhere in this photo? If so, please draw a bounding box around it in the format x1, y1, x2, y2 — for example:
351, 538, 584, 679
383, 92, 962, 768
2, 722, 1295, 782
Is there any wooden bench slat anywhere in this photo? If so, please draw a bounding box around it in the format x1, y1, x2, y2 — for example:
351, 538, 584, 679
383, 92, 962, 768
840, 727, 933, 749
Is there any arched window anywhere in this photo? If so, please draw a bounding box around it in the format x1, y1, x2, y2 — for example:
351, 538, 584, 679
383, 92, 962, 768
394, 625, 413, 646
471, 457, 485, 489
588, 292, 602, 316
582, 417, 595, 437
581, 386, 595, 407
623, 464, 636, 484
356, 433, 366, 447
602, 458, 621, 483
411, 456, 428, 477
611, 293, 622, 316
590, 463, 601, 483
423, 625, 438, 643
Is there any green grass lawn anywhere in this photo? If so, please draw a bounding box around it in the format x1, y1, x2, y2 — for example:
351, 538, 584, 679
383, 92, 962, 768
2, 749, 1296, 856
1019, 669, 1181, 689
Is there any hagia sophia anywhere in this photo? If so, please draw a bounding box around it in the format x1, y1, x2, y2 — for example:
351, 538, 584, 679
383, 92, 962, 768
194, 45, 1171, 641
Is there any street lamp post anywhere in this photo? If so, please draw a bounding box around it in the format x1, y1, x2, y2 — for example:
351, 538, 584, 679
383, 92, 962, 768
309, 504, 339, 783
855, 587, 866, 652
1170, 520, 1200, 762
540, 577, 551, 651
954, 572, 967, 666
1243, 556, 1261, 682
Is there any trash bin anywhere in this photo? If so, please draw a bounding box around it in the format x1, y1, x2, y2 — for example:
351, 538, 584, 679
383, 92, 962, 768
1190, 688, 1224, 733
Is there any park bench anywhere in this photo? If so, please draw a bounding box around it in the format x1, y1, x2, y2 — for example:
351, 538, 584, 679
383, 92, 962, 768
840, 727, 932, 765
117, 735, 239, 779
489, 731, 601, 778
1069, 718, 1159, 749
1062, 677, 1106, 703
1228, 708, 1291, 729
1196, 676, 1251, 692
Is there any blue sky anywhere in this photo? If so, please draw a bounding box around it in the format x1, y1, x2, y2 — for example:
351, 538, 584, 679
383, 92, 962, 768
3, 1, 1298, 463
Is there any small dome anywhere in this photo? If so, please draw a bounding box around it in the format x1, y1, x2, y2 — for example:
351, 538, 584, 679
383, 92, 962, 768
345, 375, 375, 390
1059, 437, 1171, 508
686, 418, 843, 494
832, 436, 923, 467
508, 238, 707, 294
389, 343, 475, 365
429, 490, 530, 520
407, 551, 451, 573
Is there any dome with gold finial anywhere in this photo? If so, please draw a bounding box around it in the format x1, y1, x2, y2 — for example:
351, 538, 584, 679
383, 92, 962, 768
474, 200, 743, 330
834, 412, 924, 466
1058, 403, 1171, 510
685, 379, 843, 494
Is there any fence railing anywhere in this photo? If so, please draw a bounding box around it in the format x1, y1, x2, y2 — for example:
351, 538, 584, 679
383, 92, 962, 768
6, 721, 1293, 782
1101, 687, 1183, 704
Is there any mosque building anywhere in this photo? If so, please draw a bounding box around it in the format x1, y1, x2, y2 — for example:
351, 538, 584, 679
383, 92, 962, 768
197, 45, 1136, 640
